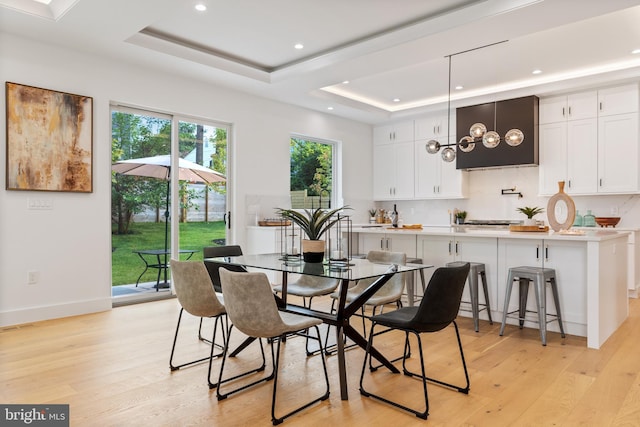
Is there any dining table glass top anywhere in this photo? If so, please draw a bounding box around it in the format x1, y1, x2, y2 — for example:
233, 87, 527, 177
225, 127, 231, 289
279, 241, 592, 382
205, 252, 431, 281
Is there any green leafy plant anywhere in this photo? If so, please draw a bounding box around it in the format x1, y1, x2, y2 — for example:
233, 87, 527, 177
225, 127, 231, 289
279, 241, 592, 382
517, 206, 544, 219
368, 208, 377, 217
454, 210, 467, 220
276, 206, 350, 240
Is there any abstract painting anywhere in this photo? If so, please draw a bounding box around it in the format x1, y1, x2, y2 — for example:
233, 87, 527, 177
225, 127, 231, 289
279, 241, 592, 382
6, 82, 93, 192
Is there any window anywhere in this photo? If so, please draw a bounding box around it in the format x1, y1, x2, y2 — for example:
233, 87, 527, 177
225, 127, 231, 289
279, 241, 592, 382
290, 135, 340, 209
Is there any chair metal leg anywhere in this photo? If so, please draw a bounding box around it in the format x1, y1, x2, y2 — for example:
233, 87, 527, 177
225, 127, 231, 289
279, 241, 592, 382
402, 322, 470, 394
170, 308, 226, 371
360, 323, 430, 419
215, 325, 272, 396
533, 273, 547, 346
518, 279, 530, 328
271, 325, 330, 425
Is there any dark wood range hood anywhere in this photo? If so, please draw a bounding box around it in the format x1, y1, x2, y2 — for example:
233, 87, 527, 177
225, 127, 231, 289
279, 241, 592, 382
455, 95, 539, 170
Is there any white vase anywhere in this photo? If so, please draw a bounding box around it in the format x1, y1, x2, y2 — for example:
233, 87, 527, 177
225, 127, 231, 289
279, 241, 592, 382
524, 218, 537, 226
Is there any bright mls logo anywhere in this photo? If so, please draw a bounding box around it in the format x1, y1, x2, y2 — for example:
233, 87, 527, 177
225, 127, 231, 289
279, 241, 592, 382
1, 405, 69, 426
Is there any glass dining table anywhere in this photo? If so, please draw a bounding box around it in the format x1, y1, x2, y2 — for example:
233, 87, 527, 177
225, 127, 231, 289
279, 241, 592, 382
205, 252, 433, 400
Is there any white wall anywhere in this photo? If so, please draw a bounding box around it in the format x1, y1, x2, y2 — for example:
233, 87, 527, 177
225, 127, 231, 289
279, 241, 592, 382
0, 33, 373, 326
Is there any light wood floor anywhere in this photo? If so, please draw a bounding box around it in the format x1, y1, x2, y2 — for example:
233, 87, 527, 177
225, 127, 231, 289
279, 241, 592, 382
2, 295, 640, 426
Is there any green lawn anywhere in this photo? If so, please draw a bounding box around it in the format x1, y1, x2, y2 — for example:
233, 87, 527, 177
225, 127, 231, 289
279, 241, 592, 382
111, 221, 226, 286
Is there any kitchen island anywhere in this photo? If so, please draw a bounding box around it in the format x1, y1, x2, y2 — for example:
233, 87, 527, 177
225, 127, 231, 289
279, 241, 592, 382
351, 225, 629, 349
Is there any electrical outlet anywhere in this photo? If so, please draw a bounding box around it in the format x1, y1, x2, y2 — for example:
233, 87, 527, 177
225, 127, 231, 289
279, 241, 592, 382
27, 271, 39, 285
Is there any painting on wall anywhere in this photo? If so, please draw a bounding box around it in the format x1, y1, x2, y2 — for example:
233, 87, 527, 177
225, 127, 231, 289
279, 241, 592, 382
5, 82, 93, 192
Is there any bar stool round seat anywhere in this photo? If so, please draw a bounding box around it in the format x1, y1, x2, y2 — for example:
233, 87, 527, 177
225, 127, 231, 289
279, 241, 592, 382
499, 266, 566, 346
446, 261, 493, 332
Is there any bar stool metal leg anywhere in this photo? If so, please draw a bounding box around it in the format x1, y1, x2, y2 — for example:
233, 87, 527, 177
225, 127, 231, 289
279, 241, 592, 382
479, 270, 493, 325
549, 277, 566, 338
468, 270, 480, 332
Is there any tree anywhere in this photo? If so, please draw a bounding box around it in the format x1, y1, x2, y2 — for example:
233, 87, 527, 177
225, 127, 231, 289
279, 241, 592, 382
290, 138, 332, 198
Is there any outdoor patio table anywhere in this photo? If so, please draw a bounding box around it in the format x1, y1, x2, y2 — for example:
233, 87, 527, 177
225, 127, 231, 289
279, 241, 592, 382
206, 252, 433, 400
134, 249, 197, 290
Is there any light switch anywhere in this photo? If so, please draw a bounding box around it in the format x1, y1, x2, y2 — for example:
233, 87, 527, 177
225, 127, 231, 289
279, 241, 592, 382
28, 198, 53, 210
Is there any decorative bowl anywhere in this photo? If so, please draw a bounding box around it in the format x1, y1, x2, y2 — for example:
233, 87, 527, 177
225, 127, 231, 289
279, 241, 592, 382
594, 217, 620, 228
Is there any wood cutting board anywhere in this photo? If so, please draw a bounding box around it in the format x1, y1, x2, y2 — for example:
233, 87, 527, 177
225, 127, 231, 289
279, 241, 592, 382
509, 225, 550, 232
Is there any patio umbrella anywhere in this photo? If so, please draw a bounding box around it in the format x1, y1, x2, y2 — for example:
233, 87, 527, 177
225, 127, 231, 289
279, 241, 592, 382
112, 155, 226, 284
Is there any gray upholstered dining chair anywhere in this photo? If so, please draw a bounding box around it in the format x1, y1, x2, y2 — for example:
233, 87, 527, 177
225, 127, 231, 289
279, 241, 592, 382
272, 275, 339, 355
359, 262, 471, 420
327, 250, 407, 343
169, 260, 227, 386
217, 268, 330, 425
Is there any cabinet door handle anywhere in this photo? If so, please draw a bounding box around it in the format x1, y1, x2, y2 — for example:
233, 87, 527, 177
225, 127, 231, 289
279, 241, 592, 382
455, 241, 459, 255
599, 178, 603, 187
536, 245, 540, 260
568, 106, 572, 117
599, 102, 603, 111
386, 238, 390, 250
380, 239, 384, 250
568, 180, 571, 188
448, 241, 452, 255
562, 107, 565, 117
545, 245, 549, 261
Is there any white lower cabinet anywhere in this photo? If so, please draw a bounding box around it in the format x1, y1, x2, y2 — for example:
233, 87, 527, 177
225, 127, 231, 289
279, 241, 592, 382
497, 238, 587, 335
418, 235, 498, 320
359, 232, 416, 257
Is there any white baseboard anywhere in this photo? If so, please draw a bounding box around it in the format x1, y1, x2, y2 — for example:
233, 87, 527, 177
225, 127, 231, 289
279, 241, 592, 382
0, 297, 112, 328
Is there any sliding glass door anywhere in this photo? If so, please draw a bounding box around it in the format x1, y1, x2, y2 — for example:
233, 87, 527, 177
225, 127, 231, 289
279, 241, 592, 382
110, 106, 231, 301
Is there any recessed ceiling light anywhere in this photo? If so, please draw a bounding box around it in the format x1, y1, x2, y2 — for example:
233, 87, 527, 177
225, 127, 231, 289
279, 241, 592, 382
632, 49, 640, 55
194, 4, 207, 11
327, 107, 334, 110
342, 80, 349, 84
455, 85, 463, 90
532, 69, 542, 75
33, 0, 52, 4
294, 43, 304, 50
393, 98, 400, 102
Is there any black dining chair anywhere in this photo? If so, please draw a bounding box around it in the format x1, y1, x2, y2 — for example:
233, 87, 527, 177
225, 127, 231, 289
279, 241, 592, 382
203, 245, 245, 293
359, 262, 471, 420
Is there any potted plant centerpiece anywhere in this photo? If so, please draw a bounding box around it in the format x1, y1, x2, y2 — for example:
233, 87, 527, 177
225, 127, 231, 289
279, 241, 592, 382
276, 205, 350, 263
517, 206, 545, 226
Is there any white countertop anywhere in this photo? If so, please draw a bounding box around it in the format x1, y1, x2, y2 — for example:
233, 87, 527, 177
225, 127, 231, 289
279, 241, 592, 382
352, 225, 630, 242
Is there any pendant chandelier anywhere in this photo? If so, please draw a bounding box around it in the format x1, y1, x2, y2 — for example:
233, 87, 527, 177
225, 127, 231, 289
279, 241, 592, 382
426, 44, 524, 162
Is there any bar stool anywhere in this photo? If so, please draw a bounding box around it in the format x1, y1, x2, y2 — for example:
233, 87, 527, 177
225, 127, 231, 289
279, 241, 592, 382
446, 261, 493, 332
499, 266, 566, 346
405, 257, 426, 307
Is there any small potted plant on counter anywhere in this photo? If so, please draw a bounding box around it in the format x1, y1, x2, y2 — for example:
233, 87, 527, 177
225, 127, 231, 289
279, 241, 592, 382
368, 209, 377, 224
517, 206, 544, 226
454, 210, 467, 225
276, 205, 350, 263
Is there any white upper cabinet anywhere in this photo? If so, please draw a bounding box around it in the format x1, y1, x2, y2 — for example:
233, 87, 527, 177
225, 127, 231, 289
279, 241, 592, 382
539, 83, 640, 196
598, 112, 639, 193
414, 113, 451, 140
598, 84, 639, 116
539, 91, 597, 124
415, 136, 467, 199
373, 121, 414, 145
373, 140, 415, 200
